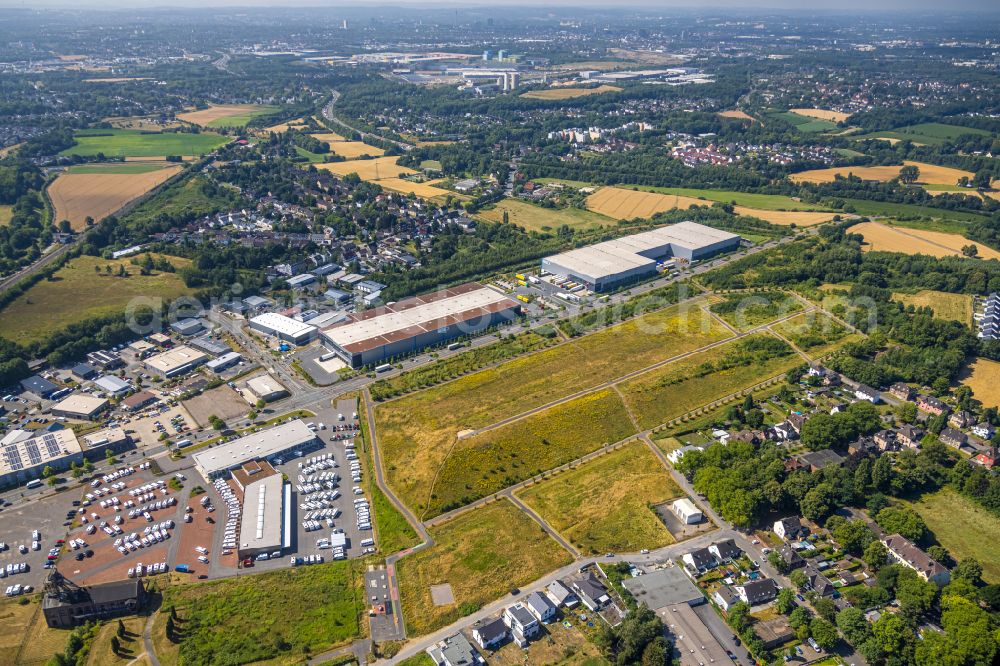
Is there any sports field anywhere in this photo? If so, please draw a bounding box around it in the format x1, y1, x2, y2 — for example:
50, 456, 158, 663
376, 300, 732, 516
960, 358, 1000, 409
317, 157, 416, 181
771, 311, 860, 358
522, 84, 622, 100
586, 186, 834, 226
176, 104, 279, 128
479, 198, 613, 232
517, 442, 682, 554
855, 123, 993, 146
892, 290, 973, 326
790, 160, 974, 187
905, 488, 1000, 583
376, 177, 451, 199
788, 108, 851, 123
48, 163, 182, 230
60, 129, 229, 158
0, 253, 192, 345
618, 334, 798, 430
397, 499, 573, 635
851, 221, 1000, 260
327, 141, 384, 159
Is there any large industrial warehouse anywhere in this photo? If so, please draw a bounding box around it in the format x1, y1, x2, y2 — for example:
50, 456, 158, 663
541, 221, 741, 291
191, 419, 318, 481
320, 282, 521, 368
238, 473, 288, 559
248, 312, 317, 345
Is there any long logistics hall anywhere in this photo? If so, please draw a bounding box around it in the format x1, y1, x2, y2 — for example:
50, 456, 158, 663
541, 221, 741, 291
320, 282, 521, 368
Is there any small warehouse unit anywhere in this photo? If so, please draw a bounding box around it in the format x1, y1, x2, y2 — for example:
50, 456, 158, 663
244, 375, 287, 404
238, 473, 286, 559
248, 312, 318, 345
93, 374, 132, 397
144, 346, 208, 378
50, 394, 109, 421
191, 419, 318, 482
206, 351, 242, 373
320, 282, 521, 368
541, 221, 741, 291
671, 497, 704, 524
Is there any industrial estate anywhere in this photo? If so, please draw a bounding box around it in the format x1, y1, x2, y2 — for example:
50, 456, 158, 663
0, 5, 998, 666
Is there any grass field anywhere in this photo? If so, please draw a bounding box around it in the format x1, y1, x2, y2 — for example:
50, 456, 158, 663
49, 163, 183, 230
521, 85, 621, 100
618, 334, 799, 430
0, 254, 192, 345
0, 597, 70, 666
517, 442, 681, 554
892, 290, 973, 326
478, 198, 613, 232
376, 177, 452, 200
905, 488, 1000, 583
710, 292, 804, 331
0, 598, 45, 666
771, 311, 861, 358
61, 129, 229, 158
176, 104, 279, 128
377, 300, 732, 516
851, 221, 1000, 260
771, 111, 839, 133
840, 198, 986, 223
427, 389, 636, 516
789, 108, 851, 123
397, 499, 573, 635
327, 141, 385, 159
157, 562, 362, 665
790, 160, 974, 187
960, 357, 1000, 409
855, 123, 993, 147
85, 616, 146, 666
0, 205, 11, 226
317, 157, 416, 181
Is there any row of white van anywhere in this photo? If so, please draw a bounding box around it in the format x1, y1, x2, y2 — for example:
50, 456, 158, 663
128, 562, 167, 577
4, 583, 31, 596
290, 554, 324, 566
2, 562, 28, 577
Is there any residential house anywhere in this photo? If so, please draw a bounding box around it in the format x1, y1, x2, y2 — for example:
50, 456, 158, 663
848, 437, 877, 456
917, 395, 949, 416
525, 591, 557, 623
426, 633, 482, 666
666, 445, 703, 465
713, 586, 739, 611
796, 449, 845, 472
972, 423, 995, 440
682, 547, 717, 573
545, 581, 578, 608
471, 618, 508, 651
889, 383, 915, 401
873, 429, 897, 452
754, 617, 796, 650
709, 539, 742, 563
779, 545, 805, 570
730, 430, 763, 445
854, 384, 880, 403
773, 421, 797, 441
803, 565, 836, 597
896, 425, 924, 449
774, 516, 805, 541
949, 410, 976, 429
882, 534, 951, 586
940, 428, 968, 449
829, 402, 849, 415
973, 447, 999, 470
787, 414, 806, 435
503, 603, 541, 647
571, 574, 610, 611
735, 578, 779, 606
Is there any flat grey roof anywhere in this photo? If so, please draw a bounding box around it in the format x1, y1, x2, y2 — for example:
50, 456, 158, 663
621, 566, 703, 609
192, 419, 315, 477
239, 474, 284, 552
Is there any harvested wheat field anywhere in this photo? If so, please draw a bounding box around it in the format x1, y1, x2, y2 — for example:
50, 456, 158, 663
327, 141, 384, 159
718, 110, 755, 121
961, 358, 1000, 409
789, 108, 851, 123
377, 178, 452, 199
317, 157, 416, 181
521, 85, 622, 100
852, 221, 1000, 260
0, 143, 22, 158
311, 131, 347, 143
892, 290, 973, 325
587, 186, 834, 226
176, 104, 275, 127
84, 77, 150, 83
263, 118, 308, 133
48, 164, 182, 230
791, 160, 973, 187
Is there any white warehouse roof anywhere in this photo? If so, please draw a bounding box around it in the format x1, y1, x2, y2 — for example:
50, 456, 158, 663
192, 419, 315, 478
239, 473, 284, 553
249, 312, 318, 339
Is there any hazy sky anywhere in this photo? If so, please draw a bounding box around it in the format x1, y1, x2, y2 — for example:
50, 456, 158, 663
3, 0, 998, 11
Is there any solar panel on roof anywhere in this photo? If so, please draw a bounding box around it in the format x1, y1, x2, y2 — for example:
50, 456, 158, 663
24, 439, 42, 466
3, 443, 23, 471
42, 434, 61, 457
